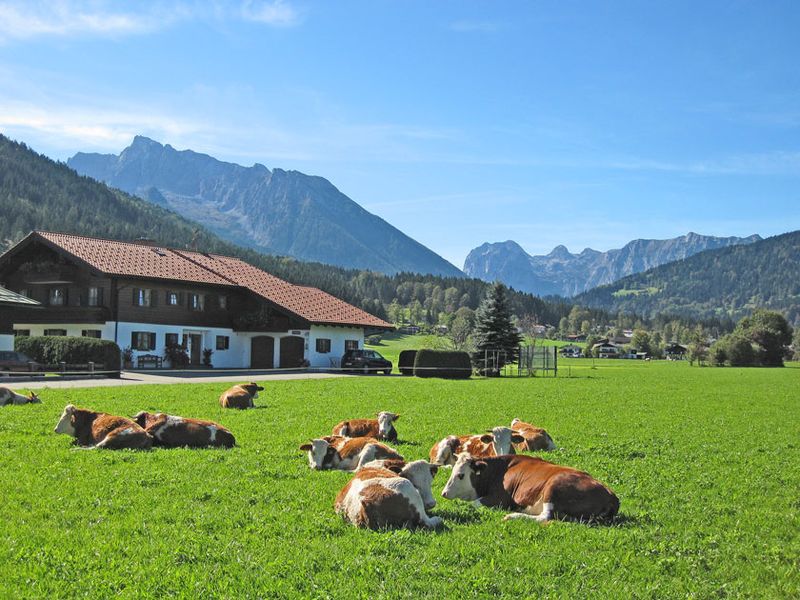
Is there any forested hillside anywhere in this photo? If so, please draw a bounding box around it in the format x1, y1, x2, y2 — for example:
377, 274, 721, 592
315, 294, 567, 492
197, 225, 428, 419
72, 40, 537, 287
575, 231, 800, 326
0, 134, 568, 325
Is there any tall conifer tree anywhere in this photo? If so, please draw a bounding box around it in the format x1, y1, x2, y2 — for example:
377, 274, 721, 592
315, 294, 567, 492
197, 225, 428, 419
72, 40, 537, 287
472, 282, 521, 375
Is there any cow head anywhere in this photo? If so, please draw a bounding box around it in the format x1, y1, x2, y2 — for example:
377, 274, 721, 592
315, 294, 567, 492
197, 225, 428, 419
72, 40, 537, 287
28, 391, 41, 403
441, 453, 484, 501
399, 460, 438, 511
432, 436, 460, 466
54, 404, 77, 436
132, 411, 158, 429
243, 382, 264, 398
376, 411, 399, 440
300, 438, 336, 470
480, 426, 524, 456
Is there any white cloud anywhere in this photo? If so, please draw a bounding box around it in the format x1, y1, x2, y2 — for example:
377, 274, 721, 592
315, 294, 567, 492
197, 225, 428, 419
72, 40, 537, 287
240, 0, 299, 26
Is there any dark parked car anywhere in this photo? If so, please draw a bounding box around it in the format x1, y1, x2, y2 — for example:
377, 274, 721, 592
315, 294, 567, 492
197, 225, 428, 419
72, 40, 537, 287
0, 351, 41, 375
341, 349, 392, 375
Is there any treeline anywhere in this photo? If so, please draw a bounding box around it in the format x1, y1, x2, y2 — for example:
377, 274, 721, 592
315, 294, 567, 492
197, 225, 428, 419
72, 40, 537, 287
576, 230, 800, 326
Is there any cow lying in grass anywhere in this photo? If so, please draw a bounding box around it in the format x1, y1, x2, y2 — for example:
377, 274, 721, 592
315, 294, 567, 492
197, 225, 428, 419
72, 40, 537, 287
510, 418, 556, 452
133, 411, 236, 448
300, 436, 403, 471
429, 426, 524, 466
219, 382, 263, 409
335, 460, 442, 530
332, 411, 400, 442
441, 453, 619, 523
0, 387, 40, 406
54, 405, 152, 450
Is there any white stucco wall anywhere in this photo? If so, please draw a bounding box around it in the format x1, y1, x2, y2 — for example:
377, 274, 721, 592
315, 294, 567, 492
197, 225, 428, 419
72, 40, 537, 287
10, 320, 366, 369
0, 334, 13, 351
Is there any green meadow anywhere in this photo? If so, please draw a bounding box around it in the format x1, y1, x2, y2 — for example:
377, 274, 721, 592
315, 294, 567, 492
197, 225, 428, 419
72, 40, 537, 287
1, 361, 798, 598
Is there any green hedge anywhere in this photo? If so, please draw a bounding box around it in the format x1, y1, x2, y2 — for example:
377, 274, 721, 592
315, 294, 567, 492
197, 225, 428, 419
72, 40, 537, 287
413, 349, 472, 379
398, 350, 418, 376
15, 336, 121, 371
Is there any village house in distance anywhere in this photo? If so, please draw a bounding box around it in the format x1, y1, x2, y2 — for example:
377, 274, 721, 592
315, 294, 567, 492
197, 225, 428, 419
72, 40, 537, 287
0, 232, 393, 369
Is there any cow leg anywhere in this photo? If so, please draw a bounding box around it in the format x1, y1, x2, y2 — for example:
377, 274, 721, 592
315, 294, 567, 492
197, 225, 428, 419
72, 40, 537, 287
503, 502, 554, 522
396, 481, 442, 529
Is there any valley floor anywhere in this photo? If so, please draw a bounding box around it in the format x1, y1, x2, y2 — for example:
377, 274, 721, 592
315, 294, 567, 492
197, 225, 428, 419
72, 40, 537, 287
1, 361, 798, 598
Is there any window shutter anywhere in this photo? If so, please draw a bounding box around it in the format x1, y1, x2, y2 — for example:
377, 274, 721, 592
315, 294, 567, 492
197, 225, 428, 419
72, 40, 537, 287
150, 290, 157, 307
133, 289, 139, 305
131, 331, 136, 349
149, 333, 156, 350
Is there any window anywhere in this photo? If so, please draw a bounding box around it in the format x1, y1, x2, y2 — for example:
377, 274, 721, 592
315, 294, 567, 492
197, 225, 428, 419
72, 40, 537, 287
86, 287, 102, 307
131, 331, 156, 351
165, 333, 179, 347
48, 287, 66, 306
82, 330, 102, 339
316, 338, 332, 353
216, 336, 230, 351
218, 295, 228, 310
13, 330, 30, 337
189, 293, 205, 311
133, 288, 152, 307
166, 291, 181, 306
345, 340, 359, 351
44, 329, 67, 337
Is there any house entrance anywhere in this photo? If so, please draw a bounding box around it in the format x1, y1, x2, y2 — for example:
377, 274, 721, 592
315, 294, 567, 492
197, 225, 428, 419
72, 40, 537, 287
279, 336, 304, 368
182, 333, 203, 366
251, 336, 275, 369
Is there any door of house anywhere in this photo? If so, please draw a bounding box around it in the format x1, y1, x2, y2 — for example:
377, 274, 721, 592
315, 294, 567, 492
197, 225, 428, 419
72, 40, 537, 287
182, 333, 203, 366
279, 336, 304, 368
251, 336, 275, 369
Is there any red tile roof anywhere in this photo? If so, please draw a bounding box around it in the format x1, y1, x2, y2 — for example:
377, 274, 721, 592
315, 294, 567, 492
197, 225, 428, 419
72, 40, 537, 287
25, 232, 392, 329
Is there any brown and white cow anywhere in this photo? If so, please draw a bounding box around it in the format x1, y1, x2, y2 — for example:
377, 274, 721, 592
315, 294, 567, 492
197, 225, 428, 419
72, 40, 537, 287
300, 436, 403, 471
332, 411, 400, 442
54, 404, 153, 450
133, 411, 236, 448
334, 461, 443, 530
358, 458, 439, 512
0, 387, 41, 406
429, 426, 524, 466
441, 453, 619, 523
219, 382, 263, 409
510, 418, 556, 452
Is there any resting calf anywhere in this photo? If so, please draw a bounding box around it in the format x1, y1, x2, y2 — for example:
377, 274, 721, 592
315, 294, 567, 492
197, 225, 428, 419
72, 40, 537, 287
441, 453, 619, 523
219, 382, 263, 409
300, 436, 403, 471
429, 426, 524, 466
0, 387, 40, 406
335, 460, 442, 530
510, 418, 556, 451
332, 411, 400, 441
133, 411, 235, 448
54, 404, 152, 450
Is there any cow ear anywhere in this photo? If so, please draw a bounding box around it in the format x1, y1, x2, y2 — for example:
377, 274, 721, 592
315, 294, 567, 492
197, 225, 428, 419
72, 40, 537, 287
479, 434, 494, 444
299, 444, 312, 451
386, 463, 404, 474
511, 434, 525, 444
392, 414, 400, 421
472, 460, 487, 474
429, 464, 438, 477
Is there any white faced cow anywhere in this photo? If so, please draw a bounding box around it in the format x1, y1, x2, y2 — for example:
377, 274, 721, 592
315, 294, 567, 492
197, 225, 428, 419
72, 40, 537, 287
510, 418, 556, 452
429, 426, 524, 466
54, 405, 152, 450
300, 436, 403, 471
0, 387, 41, 406
441, 453, 619, 523
332, 411, 400, 442
133, 411, 236, 448
335, 461, 442, 530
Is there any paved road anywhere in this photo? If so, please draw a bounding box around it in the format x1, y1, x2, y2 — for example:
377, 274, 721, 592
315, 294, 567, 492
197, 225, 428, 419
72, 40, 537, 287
3, 370, 352, 390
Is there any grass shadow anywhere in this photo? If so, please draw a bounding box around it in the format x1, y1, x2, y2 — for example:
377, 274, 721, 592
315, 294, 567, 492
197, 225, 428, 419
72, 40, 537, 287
429, 506, 483, 525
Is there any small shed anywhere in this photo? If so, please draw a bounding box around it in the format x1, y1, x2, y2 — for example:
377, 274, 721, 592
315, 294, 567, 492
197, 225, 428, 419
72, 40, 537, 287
0, 286, 40, 351
665, 343, 688, 360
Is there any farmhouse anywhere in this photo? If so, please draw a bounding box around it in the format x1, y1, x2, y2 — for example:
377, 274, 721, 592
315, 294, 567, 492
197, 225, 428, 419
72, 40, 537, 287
0, 232, 393, 369
592, 341, 621, 358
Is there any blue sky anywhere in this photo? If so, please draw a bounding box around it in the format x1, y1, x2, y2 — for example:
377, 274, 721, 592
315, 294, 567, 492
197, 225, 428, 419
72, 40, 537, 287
1, 1, 798, 268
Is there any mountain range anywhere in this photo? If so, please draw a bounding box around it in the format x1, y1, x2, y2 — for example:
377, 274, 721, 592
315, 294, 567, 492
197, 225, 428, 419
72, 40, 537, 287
67, 136, 463, 277
574, 230, 800, 324
463, 233, 762, 297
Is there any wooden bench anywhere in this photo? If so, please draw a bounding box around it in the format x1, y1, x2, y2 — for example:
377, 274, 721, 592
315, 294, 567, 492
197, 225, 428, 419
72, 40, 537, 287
137, 354, 163, 369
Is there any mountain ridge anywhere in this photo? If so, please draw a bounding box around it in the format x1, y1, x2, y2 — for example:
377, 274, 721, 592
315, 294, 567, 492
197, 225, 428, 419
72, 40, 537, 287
464, 232, 762, 296
68, 136, 464, 278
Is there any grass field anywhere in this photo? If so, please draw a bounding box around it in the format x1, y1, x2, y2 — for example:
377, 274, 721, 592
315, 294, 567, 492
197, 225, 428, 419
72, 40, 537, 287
1, 362, 799, 598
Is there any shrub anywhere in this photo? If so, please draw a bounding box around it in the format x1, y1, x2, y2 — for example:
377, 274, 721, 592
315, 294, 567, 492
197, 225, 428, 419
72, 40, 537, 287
15, 336, 121, 371
398, 350, 418, 375
164, 343, 190, 368
367, 335, 382, 345
413, 349, 472, 379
